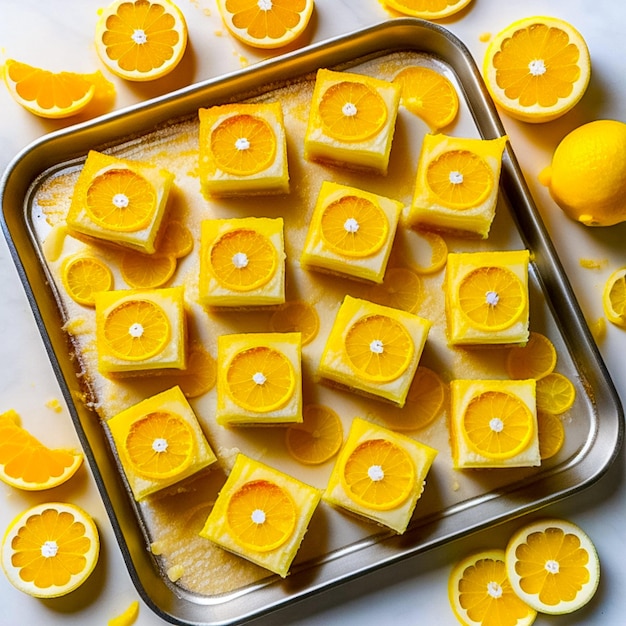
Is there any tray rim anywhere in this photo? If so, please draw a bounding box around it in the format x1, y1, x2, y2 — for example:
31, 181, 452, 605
1, 17, 624, 626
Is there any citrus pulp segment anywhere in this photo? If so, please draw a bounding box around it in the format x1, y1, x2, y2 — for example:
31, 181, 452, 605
124, 411, 195, 479
3, 59, 97, 119
367, 267, 422, 313
535, 373, 576, 414
506, 332, 557, 380
318, 81, 388, 142
383, 0, 473, 19
393, 66, 459, 129
603, 267, 626, 326
320, 195, 389, 258
210, 114, 277, 176
86, 168, 156, 232
537, 411, 565, 460
426, 149, 494, 209
457, 266, 526, 331
344, 314, 414, 382
226, 479, 297, 552
483, 16, 591, 123
1, 502, 99, 598
216, 0, 314, 49
103, 299, 171, 361
448, 549, 537, 626
225, 346, 295, 412
120, 250, 177, 288
61, 255, 114, 306
505, 518, 600, 614
285, 404, 343, 465
209, 228, 277, 292
0, 410, 83, 491
95, 0, 188, 81
461, 390, 535, 460
270, 301, 320, 345
340, 438, 415, 511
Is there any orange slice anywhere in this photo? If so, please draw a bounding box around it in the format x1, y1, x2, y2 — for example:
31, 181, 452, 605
320, 195, 389, 258
1, 502, 99, 598
318, 81, 388, 142
225, 346, 295, 412
61, 254, 114, 306
457, 266, 526, 331
535, 373, 576, 414
103, 299, 171, 361
383, 0, 473, 20
505, 518, 600, 614
426, 149, 493, 209
216, 0, 314, 49
226, 479, 297, 551
506, 332, 557, 380
537, 411, 565, 460
483, 16, 591, 123
602, 267, 626, 327
120, 250, 177, 288
285, 404, 343, 465
462, 390, 535, 459
270, 301, 320, 345
210, 114, 277, 176
344, 314, 414, 383
95, 0, 188, 81
3, 59, 98, 119
209, 228, 277, 292
367, 267, 422, 313
0, 409, 83, 491
86, 168, 156, 232
341, 438, 415, 510
393, 66, 459, 129
448, 549, 537, 626
156, 220, 194, 258
160, 345, 217, 398
123, 411, 195, 479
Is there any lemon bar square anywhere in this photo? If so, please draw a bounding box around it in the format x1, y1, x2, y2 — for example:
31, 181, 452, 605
107, 386, 217, 501
405, 134, 508, 238
199, 453, 321, 577
199, 217, 286, 308
95, 286, 187, 375
300, 181, 403, 283
450, 379, 540, 469
198, 102, 289, 196
66, 150, 174, 254
318, 295, 431, 407
323, 417, 437, 534
444, 250, 530, 346
304, 69, 401, 174
216, 332, 302, 426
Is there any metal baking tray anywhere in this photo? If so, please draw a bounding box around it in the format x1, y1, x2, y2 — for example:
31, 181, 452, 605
2, 18, 623, 626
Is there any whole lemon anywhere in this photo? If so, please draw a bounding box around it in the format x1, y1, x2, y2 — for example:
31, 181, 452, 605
540, 120, 626, 226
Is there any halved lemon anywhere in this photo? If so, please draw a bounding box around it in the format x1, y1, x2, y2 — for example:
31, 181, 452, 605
383, 0, 473, 20
1, 502, 99, 598
448, 549, 537, 626
95, 0, 188, 81
483, 16, 591, 123
216, 0, 314, 49
505, 518, 600, 614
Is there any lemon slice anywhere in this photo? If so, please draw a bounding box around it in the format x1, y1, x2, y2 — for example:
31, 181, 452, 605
1, 502, 99, 598
537, 411, 565, 460
120, 250, 177, 288
61, 254, 114, 306
367, 267, 423, 313
226, 479, 297, 551
506, 332, 557, 380
270, 301, 320, 345
285, 404, 343, 465
535, 372, 576, 415
3, 59, 98, 119
483, 16, 591, 123
216, 0, 314, 49
505, 518, 600, 614
340, 438, 415, 511
448, 549, 537, 626
95, 0, 188, 81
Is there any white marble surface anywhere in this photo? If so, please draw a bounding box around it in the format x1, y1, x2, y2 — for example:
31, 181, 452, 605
1, 0, 625, 624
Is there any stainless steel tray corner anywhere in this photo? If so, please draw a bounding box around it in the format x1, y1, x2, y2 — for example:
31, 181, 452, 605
2, 18, 623, 626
